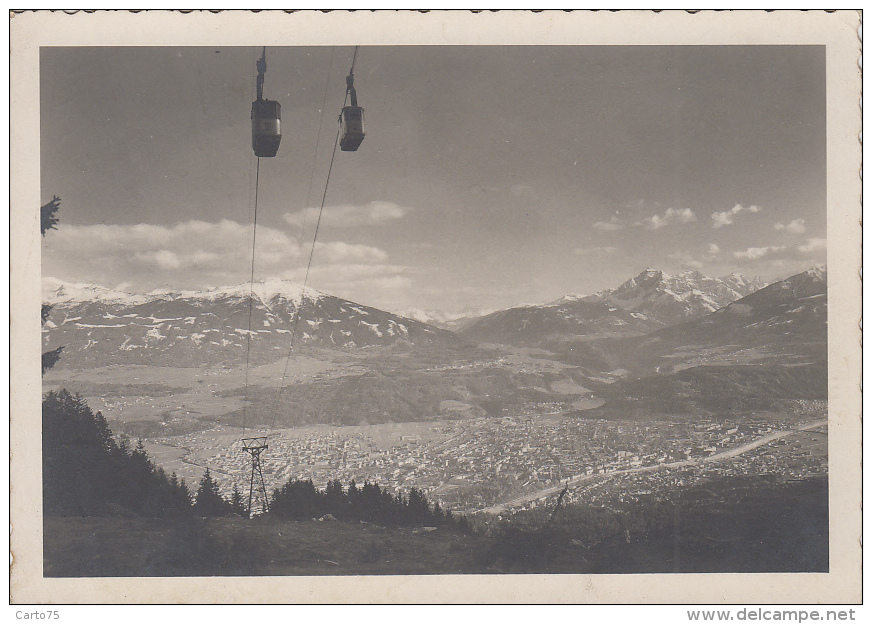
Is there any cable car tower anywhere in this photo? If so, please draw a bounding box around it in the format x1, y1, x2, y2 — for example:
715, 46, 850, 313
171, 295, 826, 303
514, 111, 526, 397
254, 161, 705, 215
242, 436, 270, 517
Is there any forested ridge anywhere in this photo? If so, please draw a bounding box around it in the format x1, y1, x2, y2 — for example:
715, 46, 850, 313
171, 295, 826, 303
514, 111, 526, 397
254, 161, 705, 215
43, 389, 464, 531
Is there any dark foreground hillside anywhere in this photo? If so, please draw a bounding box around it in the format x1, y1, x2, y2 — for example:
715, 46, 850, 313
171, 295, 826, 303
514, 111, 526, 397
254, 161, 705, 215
487, 475, 828, 574
43, 515, 488, 577
44, 475, 827, 576
594, 476, 828, 574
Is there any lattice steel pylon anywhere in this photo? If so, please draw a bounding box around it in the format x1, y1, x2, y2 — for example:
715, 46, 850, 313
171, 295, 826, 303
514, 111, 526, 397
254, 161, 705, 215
241, 437, 269, 518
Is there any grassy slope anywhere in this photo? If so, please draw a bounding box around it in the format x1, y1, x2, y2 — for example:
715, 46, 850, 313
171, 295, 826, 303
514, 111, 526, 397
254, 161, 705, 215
43, 515, 489, 577
44, 475, 827, 577
584, 475, 829, 574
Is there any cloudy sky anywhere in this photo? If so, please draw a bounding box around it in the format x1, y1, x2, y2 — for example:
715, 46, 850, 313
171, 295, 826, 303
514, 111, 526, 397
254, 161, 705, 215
41, 45, 826, 318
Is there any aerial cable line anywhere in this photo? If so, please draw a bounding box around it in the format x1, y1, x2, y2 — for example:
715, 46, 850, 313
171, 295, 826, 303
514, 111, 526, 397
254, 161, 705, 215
269, 47, 338, 429
274, 106, 343, 424
237, 52, 258, 439
242, 45, 281, 439
241, 155, 261, 439
298, 47, 337, 256
273, 46, 360, 425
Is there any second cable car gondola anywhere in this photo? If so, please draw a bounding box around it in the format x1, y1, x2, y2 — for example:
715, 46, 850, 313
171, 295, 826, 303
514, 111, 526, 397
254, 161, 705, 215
339, 71, 365, 151
251, 48, 282, 158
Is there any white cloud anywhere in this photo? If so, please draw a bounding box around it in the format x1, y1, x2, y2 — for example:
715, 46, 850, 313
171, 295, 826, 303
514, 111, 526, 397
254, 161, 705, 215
668, 207, 697, 223
636, 207, 697, 230
774, 218, 807, 234
42, 219, 396, 294
283, 200, 410, 229
638, 215, 668, 230
313, 241, 389, 263
138, 249, 181, 270
733, 245, 787, 260
280, 263, 414, 307
46, 219, 289, 270
711, 204, 761, 228
288, 263, 406, 280
797, 237, 826, 253
572, 246, 618, 256
708, 243, 721, 256
592, 216, 625, 232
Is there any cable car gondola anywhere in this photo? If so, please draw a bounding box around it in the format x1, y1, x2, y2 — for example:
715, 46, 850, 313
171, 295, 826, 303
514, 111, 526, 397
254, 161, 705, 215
339, 71, 365, 151
251, 48, 282, 158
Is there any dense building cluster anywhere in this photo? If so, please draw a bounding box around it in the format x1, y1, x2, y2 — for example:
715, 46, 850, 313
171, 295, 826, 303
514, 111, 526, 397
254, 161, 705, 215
150, 403, 827, 514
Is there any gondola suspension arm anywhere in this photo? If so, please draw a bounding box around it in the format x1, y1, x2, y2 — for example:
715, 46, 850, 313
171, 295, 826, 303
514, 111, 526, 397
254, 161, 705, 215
255, 46, 267, 101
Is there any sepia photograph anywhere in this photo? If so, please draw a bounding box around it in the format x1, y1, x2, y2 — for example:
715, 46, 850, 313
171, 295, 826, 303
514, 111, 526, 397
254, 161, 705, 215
10, 10, 862, 604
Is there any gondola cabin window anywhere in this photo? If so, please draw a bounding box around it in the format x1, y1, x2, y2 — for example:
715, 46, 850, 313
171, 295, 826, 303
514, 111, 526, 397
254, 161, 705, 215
340, 106, 365, 151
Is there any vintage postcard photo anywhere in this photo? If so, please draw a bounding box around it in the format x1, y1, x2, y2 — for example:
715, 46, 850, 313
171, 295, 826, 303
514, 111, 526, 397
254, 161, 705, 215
9, 10, 862, 604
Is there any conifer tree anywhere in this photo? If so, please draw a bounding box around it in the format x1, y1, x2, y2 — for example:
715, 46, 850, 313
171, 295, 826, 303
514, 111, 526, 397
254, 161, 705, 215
346, 480, 361, 521
407, 488, 429, 524
267, 475, 464, 531
169, 473, 193, 512
40, 196, 61, 236
40, 196, 63, 374
324, 478, 344, 516
194, 468, 231, 517
230, 484, 248, 516
43, 390, 195, 517
194, 468, 230, 516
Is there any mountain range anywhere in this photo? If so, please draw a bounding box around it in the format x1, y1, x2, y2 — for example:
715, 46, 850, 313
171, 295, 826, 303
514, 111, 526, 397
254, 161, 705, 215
460, 269, 768, 349
580, 269, 767, 325
610, 266, 827, 374
42, 266, 826, 426
42, 278, 460, 368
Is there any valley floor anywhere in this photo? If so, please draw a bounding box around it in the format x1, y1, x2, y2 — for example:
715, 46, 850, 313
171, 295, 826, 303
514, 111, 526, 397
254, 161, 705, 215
134, 406, 826, 515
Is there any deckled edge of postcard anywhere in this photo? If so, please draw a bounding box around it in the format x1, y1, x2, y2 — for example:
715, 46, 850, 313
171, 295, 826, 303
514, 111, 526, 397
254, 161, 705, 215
9, 9, 861, 604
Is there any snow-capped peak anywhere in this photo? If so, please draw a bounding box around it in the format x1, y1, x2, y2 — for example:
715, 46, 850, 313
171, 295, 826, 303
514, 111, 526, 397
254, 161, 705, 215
197, 279, 324, 307
805, 265, 827, 281
725, 272, 747, 286
548, 293, 584, 305
42, 278, 156, 306
571, 268, 767, 326
42, 277, 325, 308
642, 267, 667, 279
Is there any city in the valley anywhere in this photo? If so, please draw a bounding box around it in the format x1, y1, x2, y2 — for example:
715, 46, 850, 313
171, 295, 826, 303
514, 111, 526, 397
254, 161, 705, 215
140, 400, 827, 516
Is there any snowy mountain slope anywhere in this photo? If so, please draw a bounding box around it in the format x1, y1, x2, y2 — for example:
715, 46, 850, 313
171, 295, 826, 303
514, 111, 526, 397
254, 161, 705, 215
42, 279, 462, 368
580, 269, 767, 326
695, 266, 826, 339
609, 267, 827, 374
460, 269, 766, 350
